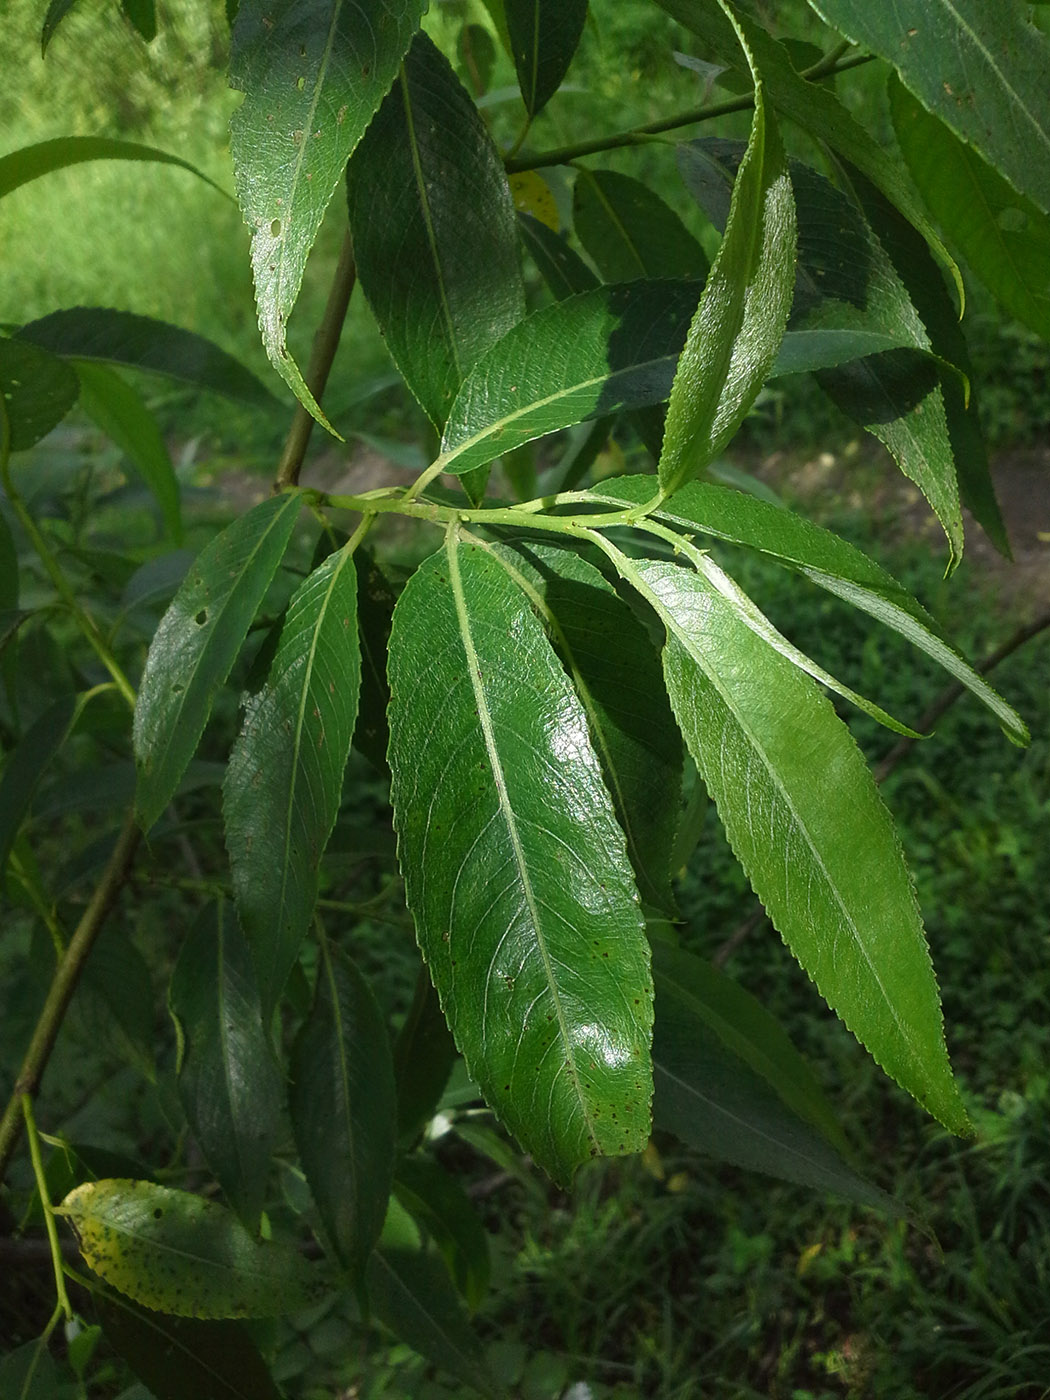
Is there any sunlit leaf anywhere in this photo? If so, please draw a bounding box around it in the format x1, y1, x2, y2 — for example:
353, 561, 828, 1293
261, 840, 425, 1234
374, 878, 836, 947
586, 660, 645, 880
0, 136, 227, 201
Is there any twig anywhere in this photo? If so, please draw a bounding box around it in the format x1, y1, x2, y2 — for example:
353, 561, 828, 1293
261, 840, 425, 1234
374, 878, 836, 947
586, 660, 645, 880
0, 812, 142, 1185
274, 228, 357, 490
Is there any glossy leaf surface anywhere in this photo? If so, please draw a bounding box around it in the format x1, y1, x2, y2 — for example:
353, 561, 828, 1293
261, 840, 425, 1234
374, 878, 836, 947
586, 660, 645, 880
387, 533, 653, 1184
18, 308, 275, 405
603, 546, 970, 1134
658, 18, 795, 496
99, 1298, 280, 1400
75, 361, 182, 544
587, 474, 1027, 746
367, 1247, 495, 1397
60, 1179, 330, 1317
807, 0, 1050, 215
289, 941, 396, 1278
0, 336, 79, 451
438, 280, 701, 477
652, 941, 888, 1203
573, 168, 709, 283
168, 902, 281, 1229
347, 31, 525, 430
0, 136, 225, 201
229, 0, 426, 423
224, 543, 360, 1013
890, 78, 1050, 343
134, 493, 301, 832
505, 0, 587, 116
491, 539, 682, 912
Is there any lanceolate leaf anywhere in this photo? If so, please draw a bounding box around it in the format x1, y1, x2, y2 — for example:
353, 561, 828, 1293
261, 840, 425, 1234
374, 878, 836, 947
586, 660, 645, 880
99, 1298, 281, 1400
651, 941, 890, 1204
505, 0, 588, 117
224, 543, 361, 1015
0, 694, 78, 876
387, 532, 653, 1184
168, 902, 281, 1229
0, 136, 227, 202
438, 280, 701, 478
806, 0, 1050, 216
347, 31, 525, 431
890, 78, 1050, 345
134, 493, 301, 832
394, 971, 458, 1143
352, 547, 396, 774
60, 1180, 331, 1317
586, 475, 1028, 745
229, 0, 426, 424
394, 1157, 491, 1311
0, 336, 79, 451
573, 168, 709, 284
599, 543, 970, 1134
18, 309, 276, 405
75, 361, 182, 544
657, 12, 796, 496
518, 213, 599, 298
488, 539, 683, 912
289, 941, 396, 1279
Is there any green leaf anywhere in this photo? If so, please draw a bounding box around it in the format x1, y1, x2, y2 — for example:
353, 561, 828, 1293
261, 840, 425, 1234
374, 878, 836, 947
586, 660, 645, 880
289, 941, 397, 1278
134, 493, 301, 832
0, 136, 227, 201
438, 280, 701, 478
518, 213, 599, 298
489, 539, 683, 911
229, 0, 426, 426
0, 1342, 60, 1400
17, 309, 276, 405
366, 1247, 495, 1398
770, 327, 920, 377
224, 543, 360, 1014
394, 971, 458, 1143
387, 532, 653, 1184
586, 475, 1028, 746
651, 941, 890, 1205
0, 336, 79, 451
0, 694, 77, 877
458, 22, 497, 97
394, 1157, 491, 1311
657, 12, 796, 496
59, 1179, 331, 1317
347, 31, 525, 431
76, 929, 156, 1081
599, 543, 971, 1135
573, 168, 710, 284
121, 0, 157, 41
98, 1297, 281, 1400
655, 0, 961, 298
74, 361, 182, 544
504, 0, 587, 116
168, 902, 281, 1229
352, 547, 396, 774
807, 0, 1050, 216
40, 0, 80, 54
890, 78, 1050, 344
0, 510, 16, 611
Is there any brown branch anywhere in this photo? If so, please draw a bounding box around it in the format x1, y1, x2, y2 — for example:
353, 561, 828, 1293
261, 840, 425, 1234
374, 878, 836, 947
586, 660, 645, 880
274, 227, 357, 491
0, 813, 142, 1185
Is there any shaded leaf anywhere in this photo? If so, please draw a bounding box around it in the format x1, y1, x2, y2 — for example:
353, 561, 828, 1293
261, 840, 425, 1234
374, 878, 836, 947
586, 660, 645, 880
347, 31, 525, 431
168, 902, 281, 1229
121, 0, 157, 41
439, 280, 701, 478
518, 213, 599, 298
505, 0, 587, 116
98, 1297, 280, 1400
134, 493, 301, 832
229, 0, 426, 424
600, 542, 970, 1135
658, 15, 796, 495
573, 168, 709, 284
40, 0, 80, 53
394, 1157, 490, 1311
352, 547, 397, 774
60, 1179, 331, 1317
18, 308, 275, 405
367, 1247, 495, 1398
0, 694, 77, 876
770, 327, 920, 377
74, 361, 182, 544
586, 474, 1027, 745
458, 22, 497, 97
0, 136, 226, 201
807, 0, 1050, 215
394, 970, 458, 1143
0, 336, 79, 450
387, 532, 653, 1184
224, 543, 360, 1014
289, 941, 396, 1278
77, 928, 156, 1081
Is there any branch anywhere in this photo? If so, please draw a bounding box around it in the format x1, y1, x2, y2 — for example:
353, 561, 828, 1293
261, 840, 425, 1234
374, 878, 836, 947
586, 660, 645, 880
0, 813, 142, 1185
274, 228, 357, 491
